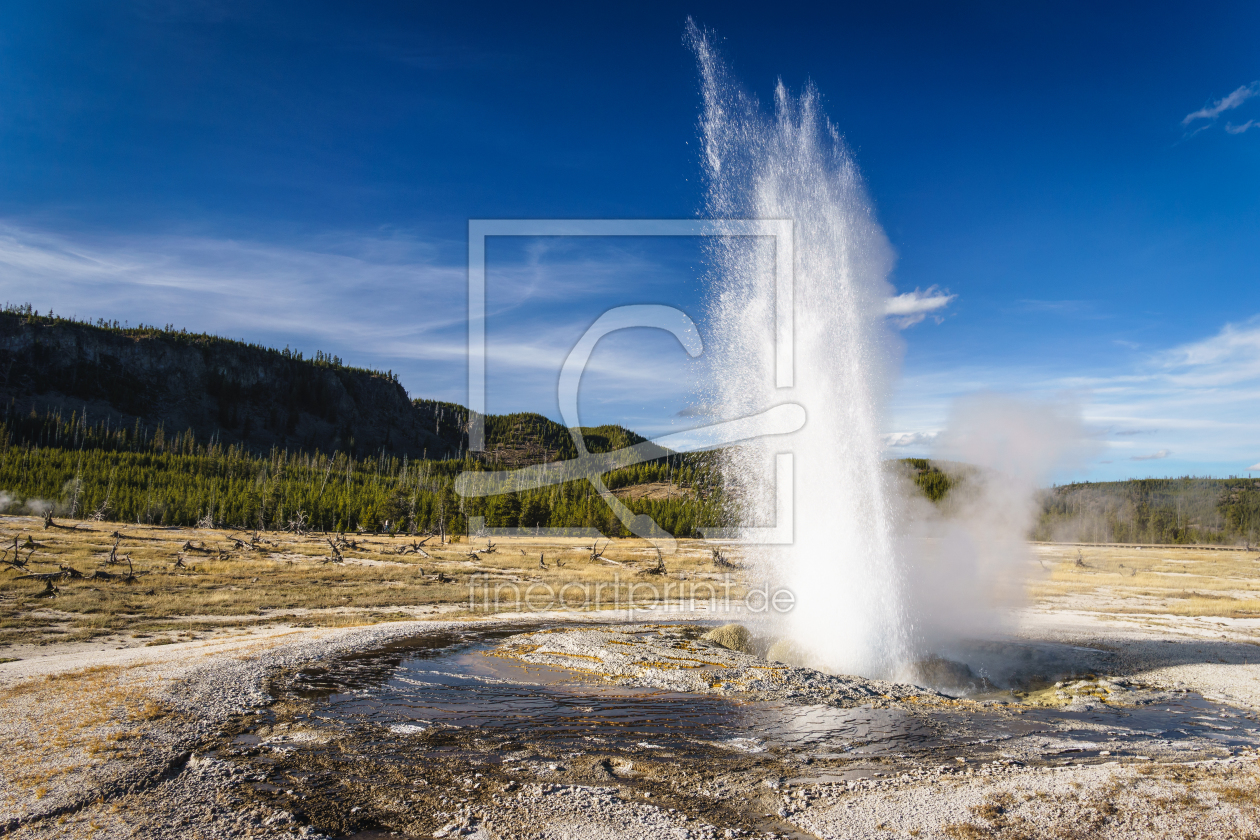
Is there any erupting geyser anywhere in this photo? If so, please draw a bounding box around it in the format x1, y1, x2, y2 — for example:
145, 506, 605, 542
690, 24, 910, 679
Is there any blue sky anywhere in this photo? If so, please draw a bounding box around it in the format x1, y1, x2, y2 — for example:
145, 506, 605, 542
2, 1, 1259, 481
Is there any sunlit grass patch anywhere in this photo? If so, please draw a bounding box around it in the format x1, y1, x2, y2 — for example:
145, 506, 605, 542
1028, 544, 1260, 618
0, 516, 748, 648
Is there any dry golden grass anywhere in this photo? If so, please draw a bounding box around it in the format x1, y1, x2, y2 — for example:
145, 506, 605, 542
7, 513, 1259, 651
0, 515, 747, 648
0, 661, 185, 812
5, 513, 1259, 652
1030, 543, 1260, 618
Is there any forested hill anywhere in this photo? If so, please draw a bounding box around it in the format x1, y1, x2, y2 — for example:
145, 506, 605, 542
0, 308, 705, 533
1034, 477, 1260, 546
0, 307, 644, 464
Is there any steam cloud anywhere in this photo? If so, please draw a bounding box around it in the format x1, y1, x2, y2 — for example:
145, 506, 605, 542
894, 394, 1095, 657
0, 492, 57, 516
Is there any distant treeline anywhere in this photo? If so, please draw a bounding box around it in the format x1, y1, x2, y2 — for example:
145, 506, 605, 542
901, 459, 956, 503
26, 394, 1256, 546
0, 414, 970, 538
0, 412, 727, 537
1034, 477, 1260, 546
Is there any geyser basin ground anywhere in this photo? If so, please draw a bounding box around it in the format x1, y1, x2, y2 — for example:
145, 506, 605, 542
4, 536, 1260, 838
194, 623, 1258, 839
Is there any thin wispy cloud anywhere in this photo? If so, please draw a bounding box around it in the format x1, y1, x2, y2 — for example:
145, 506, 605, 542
497, 238, 674, 304
1158, 314, 1260, 387
1183, 82, 1260, 126
0, 222, 711, 431
888, 315, 1260, 475
884, 286, 956, 329
0, 223, 468, 347
882, 430, 940, 448
1182, 82, 1260, 138
1249, 462, 1260, 471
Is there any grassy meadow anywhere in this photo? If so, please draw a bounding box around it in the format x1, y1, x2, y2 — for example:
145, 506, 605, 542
1031, 542, 1260, 620
0, 515, 747, 650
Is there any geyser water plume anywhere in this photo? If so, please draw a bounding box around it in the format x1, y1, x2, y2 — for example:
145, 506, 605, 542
689, 24, 908, 678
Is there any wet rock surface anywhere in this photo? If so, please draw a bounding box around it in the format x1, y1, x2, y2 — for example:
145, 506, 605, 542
488, 624, 943, 706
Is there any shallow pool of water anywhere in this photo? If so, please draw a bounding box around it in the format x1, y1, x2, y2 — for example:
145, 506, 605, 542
282, 627, 1260, 765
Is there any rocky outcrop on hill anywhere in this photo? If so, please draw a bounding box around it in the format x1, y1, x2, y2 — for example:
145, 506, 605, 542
0, 312, 462, 459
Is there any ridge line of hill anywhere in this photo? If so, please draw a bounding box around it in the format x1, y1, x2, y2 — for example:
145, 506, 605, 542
0, 305, 646, 466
